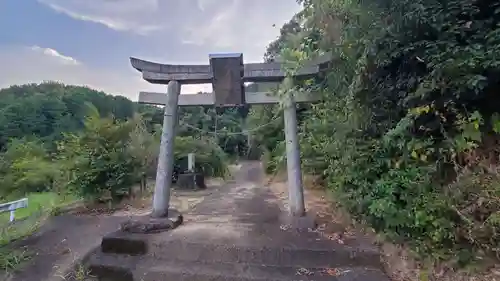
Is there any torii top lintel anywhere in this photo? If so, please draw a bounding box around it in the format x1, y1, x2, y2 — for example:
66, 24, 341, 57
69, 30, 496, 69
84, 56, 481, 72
129, 52, 332, 85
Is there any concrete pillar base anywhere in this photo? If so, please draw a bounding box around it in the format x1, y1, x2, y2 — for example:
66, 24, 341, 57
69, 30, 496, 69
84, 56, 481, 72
280, 212, 317, 231
122, 209, 183, 233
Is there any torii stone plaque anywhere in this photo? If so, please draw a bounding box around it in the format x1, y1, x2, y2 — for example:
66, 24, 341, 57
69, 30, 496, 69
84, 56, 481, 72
131, 52, 331, 226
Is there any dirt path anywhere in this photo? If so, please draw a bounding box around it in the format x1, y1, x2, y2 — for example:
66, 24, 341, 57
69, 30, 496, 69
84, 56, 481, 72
3, 214, 125, 281
5, 163, 392, 281
2, 179, 226, 281
180, 161, 384, 259
95, 161, 390, 280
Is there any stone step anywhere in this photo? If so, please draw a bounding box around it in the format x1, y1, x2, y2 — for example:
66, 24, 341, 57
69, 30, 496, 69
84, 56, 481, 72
138, 263, 389, 281
101, 230, 148, 255
100, 228, 366, 258
100, 220, 382, 266
149, 240, 383, 268
87, 253, 390, 281
163, 220, 378, 251
96, 238, 383, 269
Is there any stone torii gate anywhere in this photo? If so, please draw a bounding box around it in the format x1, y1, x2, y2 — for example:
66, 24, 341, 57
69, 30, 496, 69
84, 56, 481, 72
131, 53, 331, 224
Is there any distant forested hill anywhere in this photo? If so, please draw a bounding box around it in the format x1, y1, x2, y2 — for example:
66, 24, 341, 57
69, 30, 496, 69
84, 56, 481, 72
0, 82, 249, 154
0, 82, 146, 150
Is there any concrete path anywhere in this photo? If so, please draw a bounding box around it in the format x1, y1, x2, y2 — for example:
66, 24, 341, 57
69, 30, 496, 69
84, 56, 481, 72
4, 214, 127, 281
88, 161, 391, 280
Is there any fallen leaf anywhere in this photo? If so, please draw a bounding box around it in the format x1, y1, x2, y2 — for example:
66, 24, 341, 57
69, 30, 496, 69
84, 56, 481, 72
296, 267, 313, 276
325, 268, 338, 276
280, 224, 290, 231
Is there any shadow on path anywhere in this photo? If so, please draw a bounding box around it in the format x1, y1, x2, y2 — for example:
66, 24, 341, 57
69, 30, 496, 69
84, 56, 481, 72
81, 161, 391, 281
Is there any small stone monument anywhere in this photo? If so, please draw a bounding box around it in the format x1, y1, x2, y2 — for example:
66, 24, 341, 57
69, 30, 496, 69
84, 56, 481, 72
176, 153, 206, 190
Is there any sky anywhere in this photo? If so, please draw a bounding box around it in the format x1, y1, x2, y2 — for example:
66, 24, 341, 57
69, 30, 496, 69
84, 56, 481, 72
0, 0, 301, 100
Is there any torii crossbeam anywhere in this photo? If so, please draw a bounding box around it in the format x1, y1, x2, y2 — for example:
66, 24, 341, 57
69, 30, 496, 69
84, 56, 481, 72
131, 53, 331, 226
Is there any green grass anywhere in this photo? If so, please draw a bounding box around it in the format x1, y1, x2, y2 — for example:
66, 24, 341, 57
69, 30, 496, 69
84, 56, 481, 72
0, 192, 79, 246
0, 192, 79, 272
0, 192, 77, 223
0, 247, 31, 272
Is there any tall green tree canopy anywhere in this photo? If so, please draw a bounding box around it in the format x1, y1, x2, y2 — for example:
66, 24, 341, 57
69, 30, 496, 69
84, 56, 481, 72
0, 82, 249, 155
0, 83, 137, 150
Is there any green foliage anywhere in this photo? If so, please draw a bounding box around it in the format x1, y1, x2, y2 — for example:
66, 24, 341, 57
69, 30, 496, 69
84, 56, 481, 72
57, 107, 231, 201
127, 113, 161, 178
174, 136, 230, 178
58, 107, 142, 201
254, 0, 500, 265
0, 82, 138, 151
178, 106, 250, 157
0, 192, 76, 223
0, 139, 58, 198
0, 82, 241, 202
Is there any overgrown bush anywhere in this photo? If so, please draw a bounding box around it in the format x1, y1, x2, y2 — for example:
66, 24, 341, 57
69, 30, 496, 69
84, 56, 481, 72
58, 107, 141, 201
0, 139, 58, 198
254, 0, 500, 265
128, 114, 161, 178
174, 136, 230, 178
56, 106, 231, 201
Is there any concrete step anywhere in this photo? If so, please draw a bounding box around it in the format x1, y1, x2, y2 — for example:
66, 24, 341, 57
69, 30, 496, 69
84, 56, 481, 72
87, 253, 390, 281
138, 264, 389, 281
149, 240, 383, 268
101, 230, 148, 255
101, 220, 380, 263
162, 219, 378, 252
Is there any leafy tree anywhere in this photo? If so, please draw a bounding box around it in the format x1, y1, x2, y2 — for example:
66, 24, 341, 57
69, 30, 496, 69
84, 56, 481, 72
58, 106, 140, 201
0, 82, 139, 151
254, 0, 500, 264
174, 136, 229, 178
0, 139, 57, 198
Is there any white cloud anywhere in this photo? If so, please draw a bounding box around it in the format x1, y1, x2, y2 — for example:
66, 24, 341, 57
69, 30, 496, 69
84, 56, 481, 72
181, 0, 302, 61
0, 45, 166, 100
38, 0, 301, 62
37, 0, 164, 35
0, 45, 212, 100
182, 0, 240, 48
2, 0, 302, 100
196, 0, 219, 11
30, 46, 81, 65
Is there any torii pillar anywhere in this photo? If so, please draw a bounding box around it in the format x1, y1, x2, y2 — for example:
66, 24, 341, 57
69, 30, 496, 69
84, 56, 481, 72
130, 53, 331, 227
